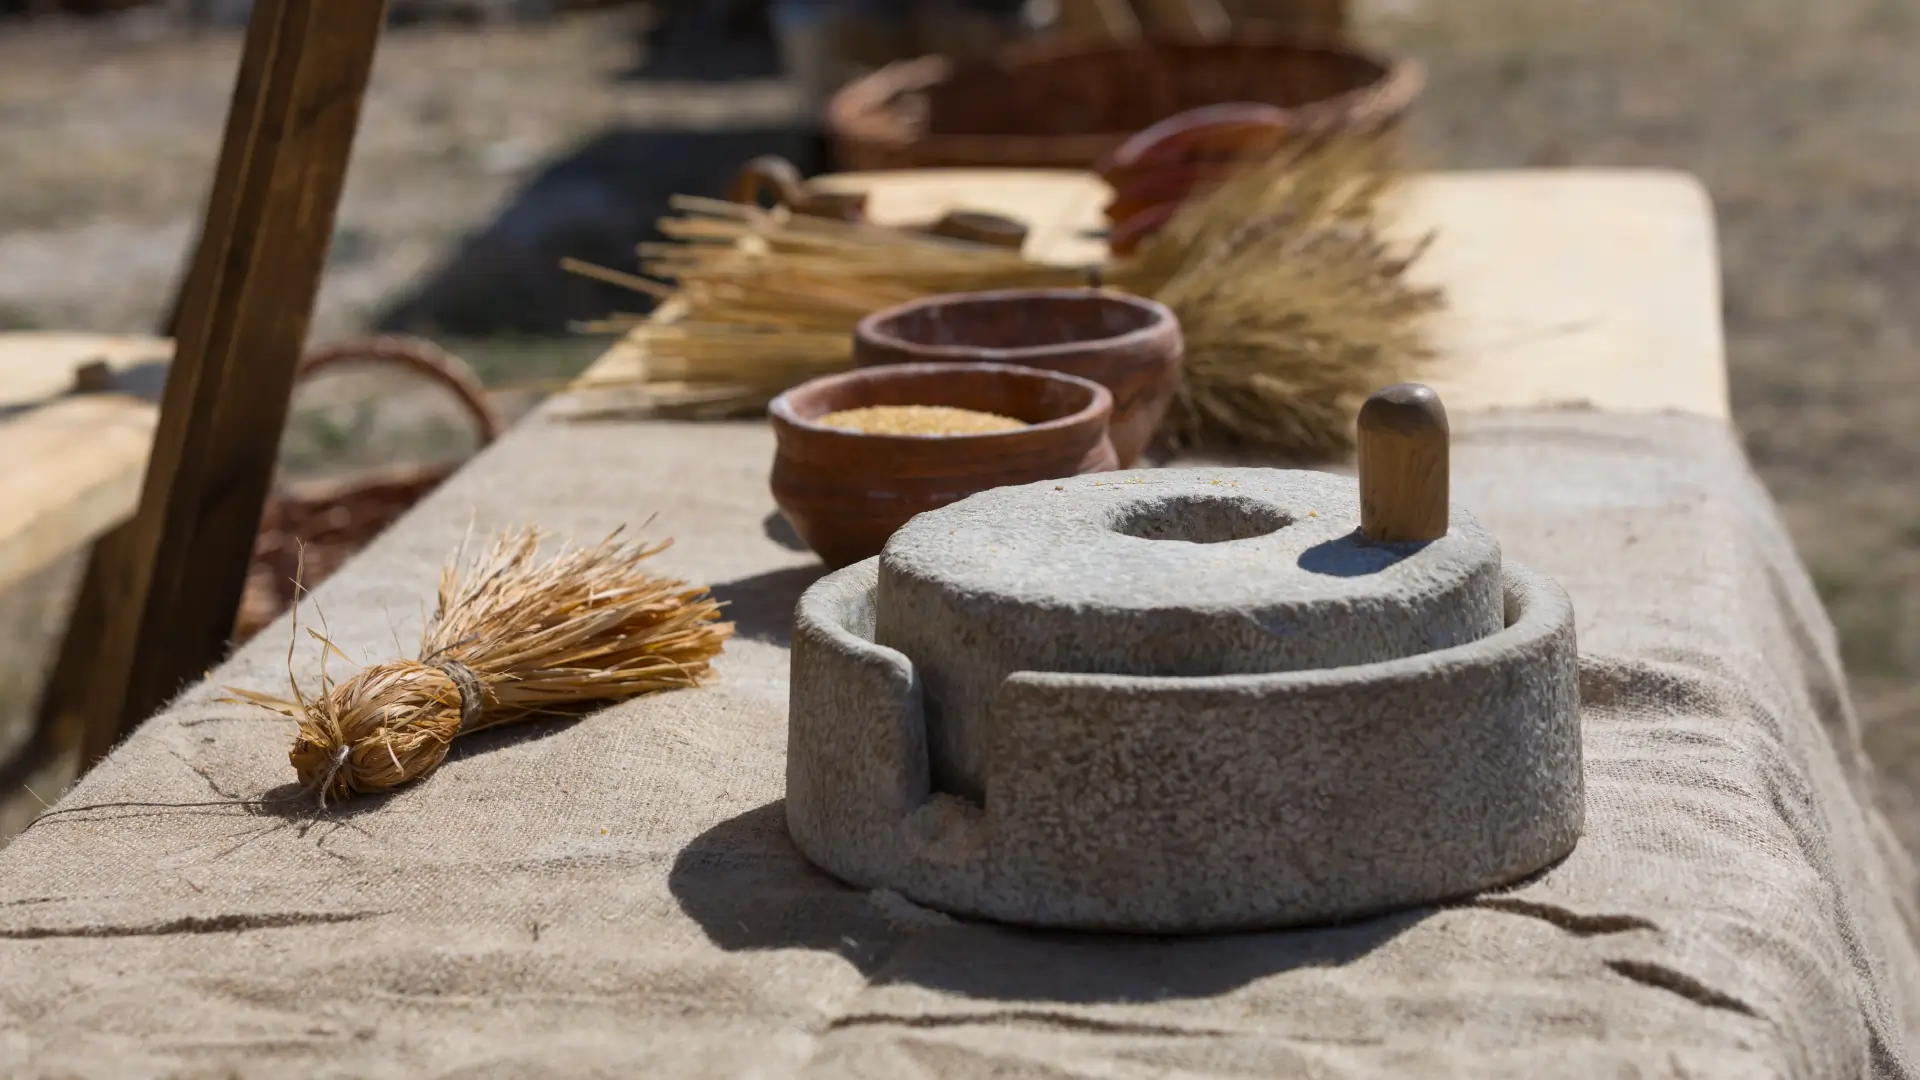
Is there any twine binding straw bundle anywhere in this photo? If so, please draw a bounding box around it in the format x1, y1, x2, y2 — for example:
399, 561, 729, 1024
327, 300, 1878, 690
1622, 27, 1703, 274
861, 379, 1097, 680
564, 132, 1442, 459
230, 525, 732, 805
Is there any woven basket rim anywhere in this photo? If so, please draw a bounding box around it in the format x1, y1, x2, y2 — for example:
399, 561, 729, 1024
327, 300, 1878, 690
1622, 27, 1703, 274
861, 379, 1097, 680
826, 31, 1424, 169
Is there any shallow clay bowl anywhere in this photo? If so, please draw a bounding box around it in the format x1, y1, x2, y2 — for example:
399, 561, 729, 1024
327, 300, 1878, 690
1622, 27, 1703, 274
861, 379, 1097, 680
853, 288, 1182, 467
769, 362, 1118, 569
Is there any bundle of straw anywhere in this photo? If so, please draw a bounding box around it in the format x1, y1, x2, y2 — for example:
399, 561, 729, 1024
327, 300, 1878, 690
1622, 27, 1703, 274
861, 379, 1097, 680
567, 132, 1442, 458
567, 197, 1090, 416
1124, 136, 1444, 457
231, 526, 732, 805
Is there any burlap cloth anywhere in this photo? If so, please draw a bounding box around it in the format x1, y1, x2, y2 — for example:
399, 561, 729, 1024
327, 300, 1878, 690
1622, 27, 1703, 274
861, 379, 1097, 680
2, 408, 1916, 1079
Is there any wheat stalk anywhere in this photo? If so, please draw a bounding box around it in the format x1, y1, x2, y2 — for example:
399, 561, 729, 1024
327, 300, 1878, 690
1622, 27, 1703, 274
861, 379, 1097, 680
228, 526, 733, 804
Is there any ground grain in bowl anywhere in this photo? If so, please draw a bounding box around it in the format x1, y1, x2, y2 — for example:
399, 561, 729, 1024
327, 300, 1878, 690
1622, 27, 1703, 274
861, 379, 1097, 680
816, 404, 1028, 436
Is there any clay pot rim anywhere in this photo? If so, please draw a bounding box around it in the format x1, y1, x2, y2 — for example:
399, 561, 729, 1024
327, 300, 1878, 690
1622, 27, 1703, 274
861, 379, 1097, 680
854, 288, 1178, 367
824, 35, 1424, 172
1096, 101, 1294, 178
768, 360, 1114, 444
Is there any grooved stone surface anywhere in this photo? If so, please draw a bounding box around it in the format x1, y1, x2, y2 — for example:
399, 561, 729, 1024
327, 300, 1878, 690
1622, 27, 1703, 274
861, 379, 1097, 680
874, 469, 1503, 798
793, 467, 1582, 930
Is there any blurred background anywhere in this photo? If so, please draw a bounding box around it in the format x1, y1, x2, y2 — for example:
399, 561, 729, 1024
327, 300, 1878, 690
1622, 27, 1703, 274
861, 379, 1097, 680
0, 0, 1915, 843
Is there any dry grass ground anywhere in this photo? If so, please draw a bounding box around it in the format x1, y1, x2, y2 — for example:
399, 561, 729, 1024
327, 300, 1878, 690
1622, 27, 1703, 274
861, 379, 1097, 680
0, 0, 1916, 841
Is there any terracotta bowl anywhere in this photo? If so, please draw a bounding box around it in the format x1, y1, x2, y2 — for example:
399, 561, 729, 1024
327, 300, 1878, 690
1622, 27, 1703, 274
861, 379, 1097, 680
852, 289, 1182, 467
769, 362, 1118, 569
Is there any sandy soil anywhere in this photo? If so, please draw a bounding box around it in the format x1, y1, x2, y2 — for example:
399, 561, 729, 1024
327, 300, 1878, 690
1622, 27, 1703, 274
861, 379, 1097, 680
0, 0, 1916, 844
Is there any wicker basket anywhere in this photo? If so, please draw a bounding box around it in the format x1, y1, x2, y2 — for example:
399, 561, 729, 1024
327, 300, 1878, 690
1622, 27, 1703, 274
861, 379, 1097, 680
235, 335, 504, 644
826, 30, 1421, 173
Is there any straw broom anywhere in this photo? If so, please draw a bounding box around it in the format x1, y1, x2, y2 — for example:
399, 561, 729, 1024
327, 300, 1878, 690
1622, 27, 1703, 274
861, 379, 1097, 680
229, 526, 733, 805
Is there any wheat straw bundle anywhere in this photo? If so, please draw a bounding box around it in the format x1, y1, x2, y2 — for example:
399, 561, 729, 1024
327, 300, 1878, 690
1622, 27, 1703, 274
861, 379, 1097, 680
565, 196, 1090, 412
1124, 136, 1444, 456
231, 526, 732, 805
566, 133, 1441, 457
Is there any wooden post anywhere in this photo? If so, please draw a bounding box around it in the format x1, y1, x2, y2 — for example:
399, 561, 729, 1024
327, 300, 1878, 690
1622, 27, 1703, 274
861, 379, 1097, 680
1357, 382, 1450, 544
72, 0, 390, 764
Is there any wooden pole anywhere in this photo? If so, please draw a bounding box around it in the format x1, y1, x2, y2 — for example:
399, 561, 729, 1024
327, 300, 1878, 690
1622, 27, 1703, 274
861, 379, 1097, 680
1357, 382, 1450, 545
72, 0, 390, 764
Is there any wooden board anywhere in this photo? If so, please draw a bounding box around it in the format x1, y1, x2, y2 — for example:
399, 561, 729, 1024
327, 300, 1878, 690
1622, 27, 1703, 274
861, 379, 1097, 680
665, 166, 1732, 421
0, 333, 171, 594
0, 395, 157, 594
1404, 170, 1729, 420
0, 332, 172, 408
808, 168, 1114, 267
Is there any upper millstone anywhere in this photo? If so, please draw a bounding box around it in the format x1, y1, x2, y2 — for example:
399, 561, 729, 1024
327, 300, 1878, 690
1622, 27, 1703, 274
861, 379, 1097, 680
873, 467, 1503, 799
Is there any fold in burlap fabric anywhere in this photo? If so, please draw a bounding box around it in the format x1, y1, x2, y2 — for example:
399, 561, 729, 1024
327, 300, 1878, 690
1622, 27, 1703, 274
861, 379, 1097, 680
1, 409, 1915, 1079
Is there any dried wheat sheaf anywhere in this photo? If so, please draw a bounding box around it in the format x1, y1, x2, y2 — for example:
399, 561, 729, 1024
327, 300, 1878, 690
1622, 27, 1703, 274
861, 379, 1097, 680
567, 133, 1443, 459
229, 526, 733, 805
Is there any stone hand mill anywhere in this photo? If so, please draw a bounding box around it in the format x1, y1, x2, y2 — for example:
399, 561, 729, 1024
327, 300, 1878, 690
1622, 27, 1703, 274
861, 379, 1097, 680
785, 384, 1582, 932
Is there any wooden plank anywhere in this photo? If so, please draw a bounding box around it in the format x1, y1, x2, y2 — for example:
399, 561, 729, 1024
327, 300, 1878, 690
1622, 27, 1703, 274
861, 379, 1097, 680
0, 332, 170, 593
76, 0, 390, 763
807, 168, 1112, 267
1397, 170, 1730, 420
0, 396, 157, 595
0, 332, 171, 408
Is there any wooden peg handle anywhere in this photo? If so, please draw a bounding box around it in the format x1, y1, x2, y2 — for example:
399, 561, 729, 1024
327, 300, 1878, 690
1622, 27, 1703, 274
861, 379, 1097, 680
1357, 382, 1450, 544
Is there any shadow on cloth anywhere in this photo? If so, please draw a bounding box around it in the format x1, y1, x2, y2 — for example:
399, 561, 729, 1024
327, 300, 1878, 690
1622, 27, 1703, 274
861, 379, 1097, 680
375, 123, 826, 337
762, 510, 808, 554
443, 714, 588, 767
708, 564, 825, 647
24, 712, 594, 838
668, 800, 1427, 1003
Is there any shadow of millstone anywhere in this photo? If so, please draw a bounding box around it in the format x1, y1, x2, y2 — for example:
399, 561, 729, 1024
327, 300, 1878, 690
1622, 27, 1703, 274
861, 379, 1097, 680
376, 123, 828, 337
667, 800, 1432, 1003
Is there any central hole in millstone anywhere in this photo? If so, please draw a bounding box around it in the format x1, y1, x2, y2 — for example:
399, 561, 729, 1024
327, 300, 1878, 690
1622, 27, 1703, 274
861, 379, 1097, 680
1110, 494, 1292, 544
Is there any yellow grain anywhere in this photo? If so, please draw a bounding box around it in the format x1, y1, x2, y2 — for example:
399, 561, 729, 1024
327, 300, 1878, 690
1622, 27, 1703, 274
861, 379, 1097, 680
815, 404, 1027, 436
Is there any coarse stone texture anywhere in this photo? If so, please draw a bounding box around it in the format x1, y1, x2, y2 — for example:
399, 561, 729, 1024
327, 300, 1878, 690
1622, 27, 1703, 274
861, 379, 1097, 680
788, 468, 1583, 932
875, 469, 1505, 798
